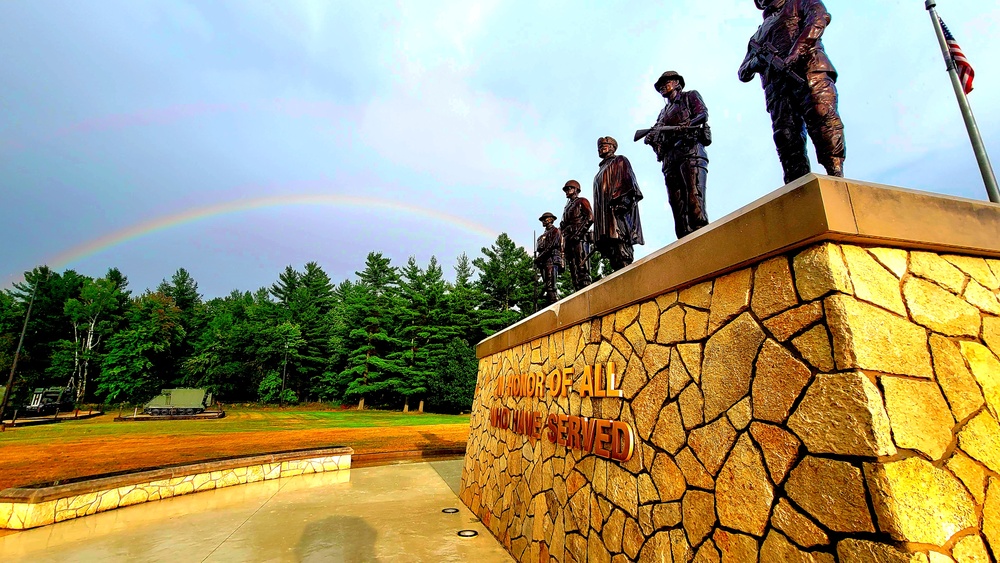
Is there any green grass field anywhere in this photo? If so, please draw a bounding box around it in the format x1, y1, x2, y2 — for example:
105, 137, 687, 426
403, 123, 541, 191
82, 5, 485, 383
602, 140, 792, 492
0, 408, 470, 447
0, 408, 472, 490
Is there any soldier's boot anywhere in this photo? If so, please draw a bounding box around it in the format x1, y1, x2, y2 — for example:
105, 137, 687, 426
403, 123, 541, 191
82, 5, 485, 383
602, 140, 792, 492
825, 157, 844, 177
774, 129, 811, 185
684, 162, 710, 234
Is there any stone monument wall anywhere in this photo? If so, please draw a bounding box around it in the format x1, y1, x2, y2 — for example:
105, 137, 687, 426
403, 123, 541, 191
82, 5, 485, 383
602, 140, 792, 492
460, 176, 1000, 562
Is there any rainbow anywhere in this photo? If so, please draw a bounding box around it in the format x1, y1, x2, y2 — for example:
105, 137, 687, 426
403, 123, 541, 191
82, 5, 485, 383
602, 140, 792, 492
46, 194, 501, 270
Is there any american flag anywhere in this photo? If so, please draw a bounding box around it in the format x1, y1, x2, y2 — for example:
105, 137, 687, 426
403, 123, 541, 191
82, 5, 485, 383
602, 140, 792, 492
939, 17, 975, 94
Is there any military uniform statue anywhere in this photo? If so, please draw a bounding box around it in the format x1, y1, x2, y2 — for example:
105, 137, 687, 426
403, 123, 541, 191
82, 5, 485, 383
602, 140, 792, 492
641, 71, 710, 239
560, 180, 593, 292
593, 136, 644, 272
738, 0, 845, 184
535, 212, 564, 305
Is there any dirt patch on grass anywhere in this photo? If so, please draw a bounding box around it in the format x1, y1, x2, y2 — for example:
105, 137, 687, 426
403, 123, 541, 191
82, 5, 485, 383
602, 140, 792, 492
0, 423, 469, 491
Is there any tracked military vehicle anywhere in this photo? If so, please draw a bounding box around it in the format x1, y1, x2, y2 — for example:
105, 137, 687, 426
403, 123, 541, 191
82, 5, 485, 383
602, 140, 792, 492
143, 388, 212, 416
23, 386, 75, 416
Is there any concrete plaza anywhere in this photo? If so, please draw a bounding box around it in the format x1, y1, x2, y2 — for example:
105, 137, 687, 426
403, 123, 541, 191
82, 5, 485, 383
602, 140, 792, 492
0, 460, 510, 562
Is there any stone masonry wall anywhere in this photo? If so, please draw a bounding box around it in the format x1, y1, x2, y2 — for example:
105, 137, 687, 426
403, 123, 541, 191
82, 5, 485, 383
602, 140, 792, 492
0, 454, 350, 530
460, 242, 1000, 562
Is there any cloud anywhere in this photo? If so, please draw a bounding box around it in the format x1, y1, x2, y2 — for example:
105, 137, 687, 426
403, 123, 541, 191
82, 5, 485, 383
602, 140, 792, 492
2, 0, 999, 297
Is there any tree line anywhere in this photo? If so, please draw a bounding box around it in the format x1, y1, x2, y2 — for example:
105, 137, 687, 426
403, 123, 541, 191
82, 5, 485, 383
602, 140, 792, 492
1, 234, 613, 414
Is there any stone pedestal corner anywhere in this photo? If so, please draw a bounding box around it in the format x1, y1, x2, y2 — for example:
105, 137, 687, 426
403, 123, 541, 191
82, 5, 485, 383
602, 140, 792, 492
460, 176, 1000, 562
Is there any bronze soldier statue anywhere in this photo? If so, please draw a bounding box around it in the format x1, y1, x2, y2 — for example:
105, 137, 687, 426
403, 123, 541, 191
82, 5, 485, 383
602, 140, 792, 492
535, 212, 564, 305
560, 180, 593, 292
638, 71, 710, 239
593, 136, 644, 272
738, 0, 845, 184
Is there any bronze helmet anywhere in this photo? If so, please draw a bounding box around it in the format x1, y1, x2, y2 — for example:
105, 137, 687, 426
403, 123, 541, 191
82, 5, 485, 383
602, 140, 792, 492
654, 70, 685, 91
562, 180, 581, 192
539, 212, 557, 222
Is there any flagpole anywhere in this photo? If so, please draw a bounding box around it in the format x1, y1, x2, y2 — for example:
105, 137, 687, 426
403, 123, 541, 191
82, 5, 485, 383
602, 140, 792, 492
925, 0, 999, 203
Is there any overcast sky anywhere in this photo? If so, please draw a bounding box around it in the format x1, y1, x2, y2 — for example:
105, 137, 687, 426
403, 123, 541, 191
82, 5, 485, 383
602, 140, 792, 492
2, 1, 998, 298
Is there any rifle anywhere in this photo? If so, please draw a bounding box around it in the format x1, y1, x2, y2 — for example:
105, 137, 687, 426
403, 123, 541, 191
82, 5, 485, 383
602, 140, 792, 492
633, 124, 705, 143
532, 229, 540, 308
747, 39, 805, 84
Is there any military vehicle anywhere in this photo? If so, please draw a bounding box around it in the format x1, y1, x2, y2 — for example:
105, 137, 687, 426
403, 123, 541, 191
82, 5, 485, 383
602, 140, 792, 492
143, 388, 212, 416
23, 386, 75, 416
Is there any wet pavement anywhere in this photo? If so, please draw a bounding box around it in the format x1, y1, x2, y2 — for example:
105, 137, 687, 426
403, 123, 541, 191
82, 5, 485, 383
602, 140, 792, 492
0, 459, 511, 562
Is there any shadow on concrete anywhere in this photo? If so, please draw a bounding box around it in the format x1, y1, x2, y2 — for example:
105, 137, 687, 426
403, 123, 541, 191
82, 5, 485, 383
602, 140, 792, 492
350, 430, 466, 468
296, 515, 379, 562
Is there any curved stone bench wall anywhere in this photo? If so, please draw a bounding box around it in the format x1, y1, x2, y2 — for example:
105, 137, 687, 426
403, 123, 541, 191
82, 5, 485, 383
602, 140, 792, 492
0, 446, 352, 530
460, 176, 1000, 562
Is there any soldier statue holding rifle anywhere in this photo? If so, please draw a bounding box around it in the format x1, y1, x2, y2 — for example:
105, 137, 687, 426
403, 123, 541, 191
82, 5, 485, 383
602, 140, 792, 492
535, 212, 564, 305
637, 71, 710, 239
560, 180, 593, 292
738, 0, 845, 184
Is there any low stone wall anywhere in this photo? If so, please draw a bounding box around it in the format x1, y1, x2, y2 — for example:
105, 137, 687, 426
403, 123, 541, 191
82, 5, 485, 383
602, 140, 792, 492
0, 446, 352, 530
460, 177, 1000, 562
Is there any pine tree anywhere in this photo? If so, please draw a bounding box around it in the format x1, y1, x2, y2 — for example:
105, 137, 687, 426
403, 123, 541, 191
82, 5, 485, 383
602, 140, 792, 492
447, 253, 487, 344
427, 337, 478, 413
337, 253, 408, 409
291, 262, 335, 400
472, 233, 537, 334
156, 268, 203, 379
395, 256, 453, 411
269, 266, 299, 307
157, 268, 202, 312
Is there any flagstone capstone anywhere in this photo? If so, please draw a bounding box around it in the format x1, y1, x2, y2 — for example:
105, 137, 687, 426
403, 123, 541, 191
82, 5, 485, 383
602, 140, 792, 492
460, 177, 1000, 562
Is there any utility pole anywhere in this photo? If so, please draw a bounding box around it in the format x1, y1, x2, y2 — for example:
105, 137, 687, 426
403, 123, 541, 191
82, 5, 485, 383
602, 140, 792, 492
279, 336, 289, 408
1, 272, 45, 423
